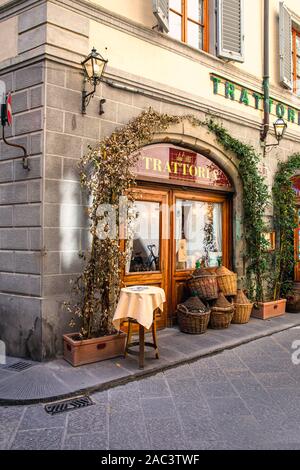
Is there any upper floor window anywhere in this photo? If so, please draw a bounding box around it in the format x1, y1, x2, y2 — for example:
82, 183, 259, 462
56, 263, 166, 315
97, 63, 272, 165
292, 29, 300, 97
169, 0, 208, 51
152, 0, 244, 63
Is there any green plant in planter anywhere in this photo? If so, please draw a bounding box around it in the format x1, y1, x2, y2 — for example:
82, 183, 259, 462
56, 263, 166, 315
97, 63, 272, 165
273, 153, 300, 300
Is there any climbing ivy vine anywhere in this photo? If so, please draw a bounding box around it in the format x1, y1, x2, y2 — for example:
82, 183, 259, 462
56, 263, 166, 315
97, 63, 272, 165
204, 119, 270, 302
66, 109, 276, 338
273, 154, 300, 299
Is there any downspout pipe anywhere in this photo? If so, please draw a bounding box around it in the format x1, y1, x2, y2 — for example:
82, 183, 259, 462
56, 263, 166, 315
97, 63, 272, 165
261, 0, 270, 142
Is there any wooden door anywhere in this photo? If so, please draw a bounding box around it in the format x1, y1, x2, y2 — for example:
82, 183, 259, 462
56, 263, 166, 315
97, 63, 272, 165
170, 190, 232, 322
295, 206, 300, 282
123, 188, 169, 328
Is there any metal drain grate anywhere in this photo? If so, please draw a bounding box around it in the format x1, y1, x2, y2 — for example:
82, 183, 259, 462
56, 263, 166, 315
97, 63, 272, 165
45, 396, 94, 415
2, 361, 35, 372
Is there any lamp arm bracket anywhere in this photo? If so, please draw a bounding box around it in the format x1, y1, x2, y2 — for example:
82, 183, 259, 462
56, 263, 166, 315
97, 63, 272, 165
2, 125, 30, 170
82, 81, 97, 114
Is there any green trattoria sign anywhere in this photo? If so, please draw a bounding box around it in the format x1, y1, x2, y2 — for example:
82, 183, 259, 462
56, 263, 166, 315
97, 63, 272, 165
211, 74, 300, 125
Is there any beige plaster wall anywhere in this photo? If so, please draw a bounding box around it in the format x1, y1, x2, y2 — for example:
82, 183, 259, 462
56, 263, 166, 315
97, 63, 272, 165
86, 0, 154, 28
0, 16, 17, 62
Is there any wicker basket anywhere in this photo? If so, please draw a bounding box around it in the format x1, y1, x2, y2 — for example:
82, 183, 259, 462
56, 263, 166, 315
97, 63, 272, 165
187, 268, 218, 300
216, 266, 237, 296
210, 292, 234, 329
232, 290, 253, 324
177, 296, 210, 334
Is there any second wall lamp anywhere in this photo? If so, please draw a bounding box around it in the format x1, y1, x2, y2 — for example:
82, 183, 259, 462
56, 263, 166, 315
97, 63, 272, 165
81, 47, 108, 115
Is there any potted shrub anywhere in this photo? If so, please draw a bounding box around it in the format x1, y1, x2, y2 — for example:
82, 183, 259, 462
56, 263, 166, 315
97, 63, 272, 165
253, 157, 300, 319
63, 110, 181, 366
62, 125, 140, 366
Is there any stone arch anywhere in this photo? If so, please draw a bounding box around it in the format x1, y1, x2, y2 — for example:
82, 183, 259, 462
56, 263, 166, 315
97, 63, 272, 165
146, 120, 245, 275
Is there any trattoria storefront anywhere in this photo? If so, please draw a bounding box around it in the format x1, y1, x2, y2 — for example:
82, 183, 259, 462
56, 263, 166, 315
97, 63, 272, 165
124, 144, 235, 328
292, 176, 300, 282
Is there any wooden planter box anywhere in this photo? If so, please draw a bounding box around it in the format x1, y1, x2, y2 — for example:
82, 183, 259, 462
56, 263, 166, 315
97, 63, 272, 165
251, 299, 286, 320
63, 331, 127, 367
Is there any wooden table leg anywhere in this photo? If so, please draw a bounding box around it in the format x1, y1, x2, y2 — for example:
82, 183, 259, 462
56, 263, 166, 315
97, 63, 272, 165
152, 318, 159, 359
139, 324, 145, 369
124, 319, 132, 358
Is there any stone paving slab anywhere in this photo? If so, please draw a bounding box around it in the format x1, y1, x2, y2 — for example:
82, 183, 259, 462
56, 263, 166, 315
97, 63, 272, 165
1, 327, 300, 450
0, 313, 300, 405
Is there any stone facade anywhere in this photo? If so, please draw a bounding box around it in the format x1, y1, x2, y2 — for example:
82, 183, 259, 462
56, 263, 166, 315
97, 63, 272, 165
1, 0, 300, 360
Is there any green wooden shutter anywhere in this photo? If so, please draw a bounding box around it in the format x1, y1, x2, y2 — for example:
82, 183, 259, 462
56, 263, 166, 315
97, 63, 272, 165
152, 0, 169, 33
217, 0, 245, 62
279, 2, 293, 90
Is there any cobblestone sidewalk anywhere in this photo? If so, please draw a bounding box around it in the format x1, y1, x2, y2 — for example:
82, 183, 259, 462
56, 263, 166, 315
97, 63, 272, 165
1, 326, 300, 450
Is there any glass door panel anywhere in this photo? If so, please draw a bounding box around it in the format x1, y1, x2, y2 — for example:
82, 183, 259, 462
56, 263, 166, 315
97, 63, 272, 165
127, 200, 161, 273
175, 199, 223, 270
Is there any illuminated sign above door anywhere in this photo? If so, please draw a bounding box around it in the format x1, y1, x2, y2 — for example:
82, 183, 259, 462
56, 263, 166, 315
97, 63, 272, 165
135, 144, 233, 190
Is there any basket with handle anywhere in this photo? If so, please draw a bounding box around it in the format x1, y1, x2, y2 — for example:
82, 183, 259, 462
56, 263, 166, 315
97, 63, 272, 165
177, 296, 211, 334
187, 268, 218, 301
232, 290, 253, 324
210, 292, 234, 329
216, 266, 237, 296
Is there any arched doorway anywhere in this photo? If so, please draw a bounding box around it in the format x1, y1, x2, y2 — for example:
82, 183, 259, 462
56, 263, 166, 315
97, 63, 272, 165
292, 176, 300, 282
123, 143, 235, 328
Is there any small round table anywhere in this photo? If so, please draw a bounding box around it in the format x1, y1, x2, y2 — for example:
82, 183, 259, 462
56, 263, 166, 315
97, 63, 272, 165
113, 286, 166, 369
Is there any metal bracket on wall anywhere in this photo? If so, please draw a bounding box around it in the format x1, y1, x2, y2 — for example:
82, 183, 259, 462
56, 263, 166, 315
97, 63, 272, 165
99, 98, 106, 116
2, 125, 30, 171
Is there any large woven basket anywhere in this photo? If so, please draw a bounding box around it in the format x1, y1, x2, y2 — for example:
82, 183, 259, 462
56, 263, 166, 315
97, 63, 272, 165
216, 266, 237, 296
210, 292, 234, 329
177, 296, 210, 334
232, 290, 253, 324
187, 268, 218, 300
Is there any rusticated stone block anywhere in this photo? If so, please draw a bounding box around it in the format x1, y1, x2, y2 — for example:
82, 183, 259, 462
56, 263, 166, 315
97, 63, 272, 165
0, 182, 28, 205
0, 206, 13, 226
29, 228, 42, 250
46, 131, 82, 158
45, 179, 81, 204
15, 65, 43, 91
0, 161, 13, 183
0, 136, 29, 160
18, 25, 47, 54
44, 227, 81, 251
12, 90, 29, 114
47, 84, 81, 114
45, 155, 63, 179
30, 133, 43, 155
0, 293, 42, 360
15, 251, 41, 274
13, 204, 41, 227
28, 180, 42, 203
60, 251, 85, 274
46, 108, 64, 132
64, 113, 100, 139
15, 110, 42, 136
30, 86, 43, 109
18, 3, 47, 33
0, 228, 28, 250
43, 252, 60, 275
0, 251, 14, 272
14, 156, 41, 181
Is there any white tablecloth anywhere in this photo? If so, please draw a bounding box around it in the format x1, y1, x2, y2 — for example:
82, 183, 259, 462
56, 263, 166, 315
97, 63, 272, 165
113, 286, 166, 330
